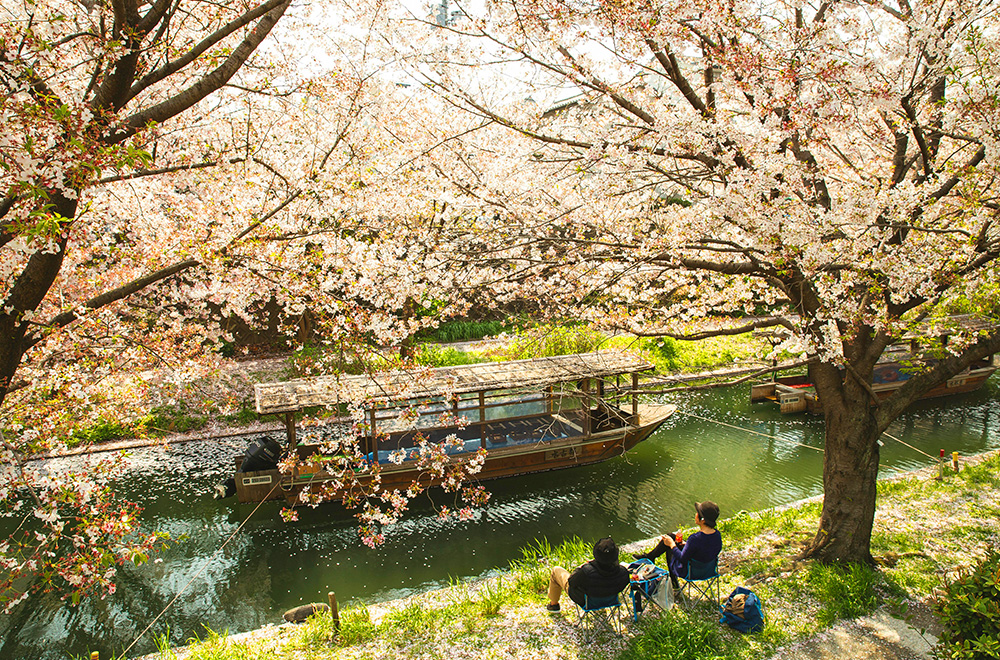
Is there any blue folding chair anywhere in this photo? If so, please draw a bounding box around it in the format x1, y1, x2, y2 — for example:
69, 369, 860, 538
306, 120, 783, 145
575, 591, 625, 641
679, 556, 721, 611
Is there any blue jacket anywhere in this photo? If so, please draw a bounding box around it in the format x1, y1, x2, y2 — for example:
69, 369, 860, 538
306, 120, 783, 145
669, 529, 722, 577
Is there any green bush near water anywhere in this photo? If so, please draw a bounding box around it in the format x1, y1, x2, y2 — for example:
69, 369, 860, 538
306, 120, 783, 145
413, 344, 486, 367
488, 324, 607, 360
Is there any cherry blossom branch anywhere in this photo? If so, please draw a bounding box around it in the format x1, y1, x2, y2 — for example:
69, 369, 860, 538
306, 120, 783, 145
25, 259, 200, 349
110, 0, 293, 143
622, 316, 796, 340
120, 0, 289, 109
96, 157, 247, 184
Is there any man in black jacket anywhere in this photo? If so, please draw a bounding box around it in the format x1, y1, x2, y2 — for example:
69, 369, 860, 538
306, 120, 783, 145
545, 537, 630, 612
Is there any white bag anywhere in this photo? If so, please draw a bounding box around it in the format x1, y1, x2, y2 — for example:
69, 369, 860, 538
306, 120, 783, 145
651, 576, 674, 610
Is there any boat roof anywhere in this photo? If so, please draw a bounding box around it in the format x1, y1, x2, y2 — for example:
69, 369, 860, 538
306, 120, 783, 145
255, 350, 654, 415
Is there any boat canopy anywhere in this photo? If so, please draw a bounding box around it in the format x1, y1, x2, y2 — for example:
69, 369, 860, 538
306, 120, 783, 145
255, 350, 654, 415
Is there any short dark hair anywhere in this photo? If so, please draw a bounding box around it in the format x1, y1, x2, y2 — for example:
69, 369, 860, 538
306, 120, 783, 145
593, 537, 619, 567
696, 500, 720, 528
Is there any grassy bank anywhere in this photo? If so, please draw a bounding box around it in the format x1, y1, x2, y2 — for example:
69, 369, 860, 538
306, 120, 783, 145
138, 451, 1000, 660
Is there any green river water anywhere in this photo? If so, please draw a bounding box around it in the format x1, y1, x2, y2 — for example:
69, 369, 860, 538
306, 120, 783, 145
2, 380, 998, 659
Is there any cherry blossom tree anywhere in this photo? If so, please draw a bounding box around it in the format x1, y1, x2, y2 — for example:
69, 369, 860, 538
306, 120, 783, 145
0, 0, 495, 609
386, 0, 1000, 563
0, 0, 314, 611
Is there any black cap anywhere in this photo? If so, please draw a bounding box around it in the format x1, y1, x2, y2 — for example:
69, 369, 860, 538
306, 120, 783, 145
593, 537, 619, 567
696, 500, 720, 528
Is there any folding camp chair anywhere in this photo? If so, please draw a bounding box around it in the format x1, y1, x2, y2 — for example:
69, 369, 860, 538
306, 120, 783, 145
679, 556, 722, 611
575, 591, 625, 641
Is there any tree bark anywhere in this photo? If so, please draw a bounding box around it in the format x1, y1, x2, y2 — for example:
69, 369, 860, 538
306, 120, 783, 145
801, 327, 1000, 563
803, 390, 880, 564
0, 193, 76, 407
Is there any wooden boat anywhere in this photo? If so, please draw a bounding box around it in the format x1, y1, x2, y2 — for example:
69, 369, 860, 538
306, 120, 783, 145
751, 317, 998, 414
227, 350, 676, 505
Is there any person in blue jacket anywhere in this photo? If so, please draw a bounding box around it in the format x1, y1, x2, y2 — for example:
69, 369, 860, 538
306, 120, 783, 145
633, 500, 722, 585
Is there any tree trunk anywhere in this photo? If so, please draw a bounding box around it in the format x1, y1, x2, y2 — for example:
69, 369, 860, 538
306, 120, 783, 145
801, 379, 880, 564
0, 194, 76, 409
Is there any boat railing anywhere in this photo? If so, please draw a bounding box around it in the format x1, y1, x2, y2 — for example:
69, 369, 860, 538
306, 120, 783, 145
367, 381, 639, 435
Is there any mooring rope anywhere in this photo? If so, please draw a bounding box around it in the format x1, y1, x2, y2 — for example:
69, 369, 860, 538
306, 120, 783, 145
120, 480, 282, 659
677, 409, 942, 470
880, 431, 938, 460
675, 410, 825, 452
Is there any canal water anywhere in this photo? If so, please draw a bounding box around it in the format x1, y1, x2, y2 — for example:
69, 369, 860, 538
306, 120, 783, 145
3, 380, 999, 660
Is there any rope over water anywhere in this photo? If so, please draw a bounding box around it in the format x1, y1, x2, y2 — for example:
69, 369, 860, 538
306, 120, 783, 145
675, 409, 943, 471
120, 480, 282, 659
675, 410, 825, 452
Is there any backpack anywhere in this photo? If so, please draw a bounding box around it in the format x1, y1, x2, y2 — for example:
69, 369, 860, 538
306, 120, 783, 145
720, 586, 765, 633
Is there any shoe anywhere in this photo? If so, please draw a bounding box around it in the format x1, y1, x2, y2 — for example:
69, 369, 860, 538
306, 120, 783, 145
545, 603, 560, 612
632, 552, 651, 561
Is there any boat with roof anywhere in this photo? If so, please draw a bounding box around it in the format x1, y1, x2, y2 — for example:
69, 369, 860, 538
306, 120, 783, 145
217, 350, 675, 505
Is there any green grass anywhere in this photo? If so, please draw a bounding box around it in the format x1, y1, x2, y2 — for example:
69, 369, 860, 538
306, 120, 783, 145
804, 562, 881, 627
415, 319, 524, 343
508, 536, 593, 595
414, 344, 487, 368
62, 400, 253, 450
717, 507, 809, 545
607, 334, 768, 374
150, 625, 272, 660
619, 610, 731, 660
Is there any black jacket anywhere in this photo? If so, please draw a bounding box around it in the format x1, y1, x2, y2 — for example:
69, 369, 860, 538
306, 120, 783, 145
567, 560, 630, 606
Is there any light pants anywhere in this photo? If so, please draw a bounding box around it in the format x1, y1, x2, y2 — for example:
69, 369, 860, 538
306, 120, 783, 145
548, 566, 571, 604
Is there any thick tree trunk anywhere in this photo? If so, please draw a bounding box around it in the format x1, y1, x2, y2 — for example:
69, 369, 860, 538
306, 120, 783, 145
801, 368, 880, 564
0, 194, 75, 408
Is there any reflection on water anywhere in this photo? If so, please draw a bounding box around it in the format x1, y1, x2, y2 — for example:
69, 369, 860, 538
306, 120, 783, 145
2, 381, 998, 659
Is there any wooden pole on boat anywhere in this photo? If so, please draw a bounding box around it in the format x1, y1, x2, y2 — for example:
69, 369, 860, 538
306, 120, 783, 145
632, 372, 639, 421
479, 391, 487, 448
328, 591, 340, 632
284, 412, 297, 449
581, 378, 591, 435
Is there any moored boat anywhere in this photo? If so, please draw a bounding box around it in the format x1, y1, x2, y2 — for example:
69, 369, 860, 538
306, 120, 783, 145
221, 350, 676, 505
751, 316, 999, 414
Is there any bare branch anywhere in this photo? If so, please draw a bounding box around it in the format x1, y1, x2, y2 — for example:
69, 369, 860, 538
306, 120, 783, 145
110, 0, 293, 144
622, 316, 795, 340
122, 0, 289, 107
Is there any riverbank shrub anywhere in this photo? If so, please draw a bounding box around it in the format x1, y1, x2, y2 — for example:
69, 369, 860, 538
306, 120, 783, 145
414, 343, 486, 368
415, 319, 522, 343
628, 334, 768, 374
934, 550, 1000, 660
485, 324, 607, 360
